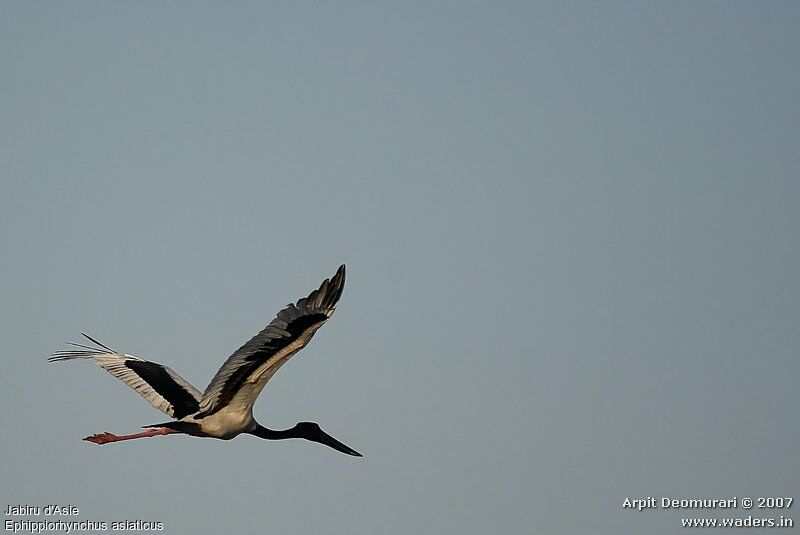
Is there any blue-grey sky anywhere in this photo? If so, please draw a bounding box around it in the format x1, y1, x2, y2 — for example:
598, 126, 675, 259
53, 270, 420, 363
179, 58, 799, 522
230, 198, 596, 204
2, 2, 798, 534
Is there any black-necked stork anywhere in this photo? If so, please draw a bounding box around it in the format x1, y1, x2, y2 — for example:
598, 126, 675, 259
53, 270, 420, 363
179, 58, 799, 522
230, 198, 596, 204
49, 265, 361, 456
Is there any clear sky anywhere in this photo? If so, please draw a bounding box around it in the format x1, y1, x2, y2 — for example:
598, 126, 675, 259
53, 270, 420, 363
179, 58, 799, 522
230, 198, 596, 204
2, 2, 798, 534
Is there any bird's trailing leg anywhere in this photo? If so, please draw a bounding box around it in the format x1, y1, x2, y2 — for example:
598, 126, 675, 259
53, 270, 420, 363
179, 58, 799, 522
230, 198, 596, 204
83, 427, 176, 445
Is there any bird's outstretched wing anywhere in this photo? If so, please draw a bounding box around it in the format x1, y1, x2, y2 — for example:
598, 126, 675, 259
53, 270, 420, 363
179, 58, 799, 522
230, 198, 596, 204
49, 334, 202, 419
196, 264, 345, 418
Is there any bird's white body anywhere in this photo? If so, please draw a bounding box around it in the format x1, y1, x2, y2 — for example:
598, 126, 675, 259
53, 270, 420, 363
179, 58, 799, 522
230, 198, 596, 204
182, 406, 256, 439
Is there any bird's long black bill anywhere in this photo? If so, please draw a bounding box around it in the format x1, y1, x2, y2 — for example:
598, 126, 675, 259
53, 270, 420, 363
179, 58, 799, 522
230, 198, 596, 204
316, 430, 363, 457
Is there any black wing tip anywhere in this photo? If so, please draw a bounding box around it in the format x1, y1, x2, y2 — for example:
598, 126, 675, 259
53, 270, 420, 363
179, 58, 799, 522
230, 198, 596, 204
329, 264, 346, 304
81, 332, 116, 353
335, 264, 346, 285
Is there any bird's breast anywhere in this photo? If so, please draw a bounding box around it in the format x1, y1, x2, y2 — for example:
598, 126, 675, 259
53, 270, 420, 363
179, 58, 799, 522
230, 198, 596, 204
190, 407, 255, 439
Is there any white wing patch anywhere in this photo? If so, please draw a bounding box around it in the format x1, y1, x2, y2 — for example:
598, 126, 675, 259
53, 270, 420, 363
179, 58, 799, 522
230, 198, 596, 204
49, 348, 201, 419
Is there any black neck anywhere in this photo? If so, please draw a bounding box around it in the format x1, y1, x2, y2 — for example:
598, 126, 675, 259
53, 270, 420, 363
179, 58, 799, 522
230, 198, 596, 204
250, 423, 301, 440
249, 422, 362, 456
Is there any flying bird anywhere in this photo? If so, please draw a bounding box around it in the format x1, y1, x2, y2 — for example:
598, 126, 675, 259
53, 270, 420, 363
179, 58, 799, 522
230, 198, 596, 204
49, 265, 361, 456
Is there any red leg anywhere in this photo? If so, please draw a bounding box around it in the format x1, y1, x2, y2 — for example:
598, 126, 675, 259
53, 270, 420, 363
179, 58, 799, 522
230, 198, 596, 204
83, 427, 176, 445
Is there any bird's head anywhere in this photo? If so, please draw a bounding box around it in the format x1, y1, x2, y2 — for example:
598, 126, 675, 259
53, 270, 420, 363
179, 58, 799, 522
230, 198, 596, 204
293, 422, 363, 457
